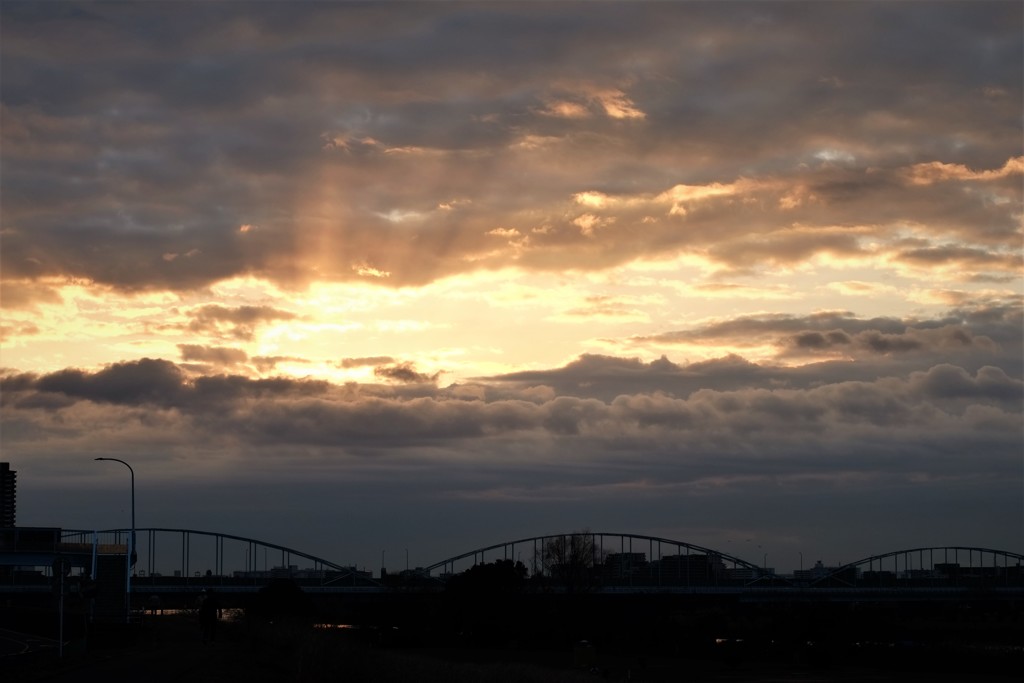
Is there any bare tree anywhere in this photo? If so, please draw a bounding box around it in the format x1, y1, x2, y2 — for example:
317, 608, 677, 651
538, 530, 603, 592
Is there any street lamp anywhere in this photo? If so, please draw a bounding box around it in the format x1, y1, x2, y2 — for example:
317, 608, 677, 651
95, 457, 135, 622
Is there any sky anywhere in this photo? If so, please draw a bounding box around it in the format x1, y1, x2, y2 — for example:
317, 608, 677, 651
1, 1, 1021, 575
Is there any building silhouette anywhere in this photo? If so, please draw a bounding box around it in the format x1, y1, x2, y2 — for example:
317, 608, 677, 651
0, 462, 15, 527
603, 552, 646, 579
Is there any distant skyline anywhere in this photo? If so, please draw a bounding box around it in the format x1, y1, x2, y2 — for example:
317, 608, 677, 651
1, 1, 1021, 573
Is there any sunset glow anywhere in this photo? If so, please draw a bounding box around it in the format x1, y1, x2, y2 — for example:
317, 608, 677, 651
1, 1, 1020, 572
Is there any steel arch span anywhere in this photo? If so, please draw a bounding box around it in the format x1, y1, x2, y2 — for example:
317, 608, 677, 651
812, 546, 1024, 587
423, 532, 774, 586
62, 527, 373, 586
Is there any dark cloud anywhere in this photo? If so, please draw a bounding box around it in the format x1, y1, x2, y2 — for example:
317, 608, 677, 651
3, 351, 1018, 465
634, 312, 904, 348
858, 331, 924, 354
0, 359, 337, 413
489, 307, 1023, 403
791, 331, 853, 349
2, 2, 1019, 290
27, 358, 186, 407
910, 363, 1022, 402
188, 374, 332, 414
636, 310, 1010, 359
185, 305, 297, 341
374, 362, 442, 385
178, 344, 248, 366
782, 325, 982, 357
4, 329, 1021, 568
896, 245, 1021, 270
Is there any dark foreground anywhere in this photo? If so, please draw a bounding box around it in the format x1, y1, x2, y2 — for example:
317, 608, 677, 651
4, 610, 1022, 683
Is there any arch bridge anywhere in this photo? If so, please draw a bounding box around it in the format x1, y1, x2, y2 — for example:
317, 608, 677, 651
423, 537, 1024, 592
423, 532, 775, 587
811, 546, 1024, 588
4, 529, 1018, 599
59, 527, 377, 590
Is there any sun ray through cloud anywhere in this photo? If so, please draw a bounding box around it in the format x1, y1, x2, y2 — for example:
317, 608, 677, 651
1, 1, 1020, 576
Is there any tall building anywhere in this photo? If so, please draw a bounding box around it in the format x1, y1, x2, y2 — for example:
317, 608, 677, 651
0, 462, 16, 527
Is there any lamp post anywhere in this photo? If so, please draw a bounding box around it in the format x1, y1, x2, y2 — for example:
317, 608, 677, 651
95, 458, 135, 622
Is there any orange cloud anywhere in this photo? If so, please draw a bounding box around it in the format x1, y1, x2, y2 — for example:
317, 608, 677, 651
904, 156, 1024, 185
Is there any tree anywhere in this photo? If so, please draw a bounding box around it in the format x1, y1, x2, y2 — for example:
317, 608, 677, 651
447, 559, 528, 595
538, 530, 603, 592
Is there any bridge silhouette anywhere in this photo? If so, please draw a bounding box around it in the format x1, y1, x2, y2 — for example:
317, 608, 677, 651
2, 527, 1021, 624
5, 528, 1021, 675
46, 527, 1023, 594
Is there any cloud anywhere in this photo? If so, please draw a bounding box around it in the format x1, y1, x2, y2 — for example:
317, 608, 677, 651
23, 358, 187, 407
374, 362, 442, 385
340, 356, 397, 369
904, 156, 1024, 185
658, 179, 763, 217
894, 245, 1021, 271
534, 84, 646, 120
0, 278, 63, 311
779, 324, 992, 358
185, 305, 297, 341
537, 99, 590, 119
1, 1, 1021, 570
706, 228, 866, 270
4, 304, 1020, 566
556, 295, 651, 323
634, 311, 896, 347
3, 350, 1018, 472
2, 3, 1018, 291
0, 320, 40, 341
252, 356, 308, 373
633, 308, 1013, 355
178, 344, 248, 367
